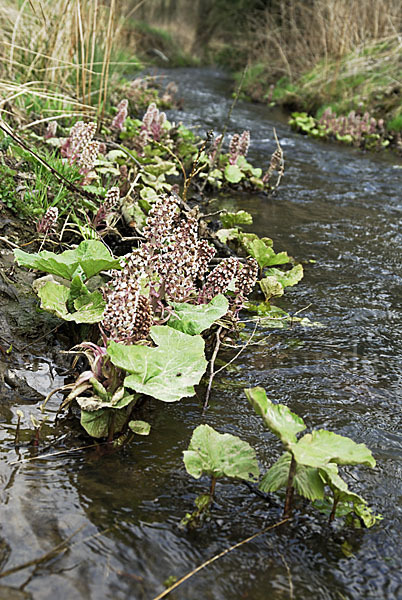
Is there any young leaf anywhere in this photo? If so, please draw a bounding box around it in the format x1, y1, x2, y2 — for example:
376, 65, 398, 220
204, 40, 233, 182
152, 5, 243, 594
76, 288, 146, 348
80, 404, 132, 438
241, 237, 289, 269
14, 240, 121, 281
259, 276, 284, 301
224, 164, 243, 183
245, 387, 306, 445
260, 452, 325, 500
220, 210, 253, 228
129, 420, 151, 435
319, 463, 381, 527
264, 265, 304, 288
107, 326, 208, 403
183, 424, 259, 481
168, 294, 229, 335
216, 228, 240, 244
37, 281, 105, 323
292, 430, 376, 468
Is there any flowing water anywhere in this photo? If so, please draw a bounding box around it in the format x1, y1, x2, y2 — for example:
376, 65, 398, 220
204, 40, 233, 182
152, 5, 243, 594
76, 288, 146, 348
0, 68, 401, 600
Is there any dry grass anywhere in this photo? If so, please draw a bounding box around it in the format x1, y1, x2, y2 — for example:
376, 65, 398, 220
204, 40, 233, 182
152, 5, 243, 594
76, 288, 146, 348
0, 0, 137, 119
247, 0, 402, 81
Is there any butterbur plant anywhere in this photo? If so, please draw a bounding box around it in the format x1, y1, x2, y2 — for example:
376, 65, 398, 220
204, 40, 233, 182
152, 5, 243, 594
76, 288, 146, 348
92, 186, 120, 229
290, 110, 389, 150
36, 206, 59, 235
182, 389, 380, 529
228, 130, 250, 165
245, 387, 381, 527
61, 121, 100, 181
182, 424, 259, 527
111, 99, 128, 131
15, 192, 261, 441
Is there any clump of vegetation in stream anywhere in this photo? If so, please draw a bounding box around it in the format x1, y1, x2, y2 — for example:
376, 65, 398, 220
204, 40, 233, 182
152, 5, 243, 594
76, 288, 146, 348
183, 387, 381, 530
289, 109, 391, 150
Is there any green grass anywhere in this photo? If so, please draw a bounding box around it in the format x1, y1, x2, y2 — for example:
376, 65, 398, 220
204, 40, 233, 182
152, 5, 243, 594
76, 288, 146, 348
386, 114, 402, 132
0, 131, 84, 220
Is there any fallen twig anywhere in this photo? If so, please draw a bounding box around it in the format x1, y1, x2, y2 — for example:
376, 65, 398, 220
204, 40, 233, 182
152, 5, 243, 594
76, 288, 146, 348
0, 526, 84, 579
10, 442, 107, 465
151, 518, 289, 600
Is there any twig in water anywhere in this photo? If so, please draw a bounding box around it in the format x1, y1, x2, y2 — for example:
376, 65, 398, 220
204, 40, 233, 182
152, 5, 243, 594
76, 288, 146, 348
213, 319, 260, 378
203, 325, 223, 411
203, 320, 260, 411
279, 552, 294, 600
10, 442, 107, 465
0, 526, 84, 579
150, 518, 289, 600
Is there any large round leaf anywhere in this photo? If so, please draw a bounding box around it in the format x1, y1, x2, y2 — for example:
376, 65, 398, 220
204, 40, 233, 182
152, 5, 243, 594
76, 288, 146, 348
168, 294, 229, 335
292, 430, 376, 468
183, 424, 259, 481
107, 326, 208, 403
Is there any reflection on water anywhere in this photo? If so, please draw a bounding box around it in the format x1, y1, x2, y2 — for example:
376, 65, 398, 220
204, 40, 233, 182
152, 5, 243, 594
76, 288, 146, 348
0, 68, 401, 599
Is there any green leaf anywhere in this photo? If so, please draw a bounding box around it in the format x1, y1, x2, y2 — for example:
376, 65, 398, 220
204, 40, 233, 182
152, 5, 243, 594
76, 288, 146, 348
107, 326, 208, 403
260, 452, 325, 500
241, 236, 289, 269
245, 387, 306, 445
168, 294, 229, 335
14, 240, 121, 280
264, 265, 304, 288
224, 164, 243, 184
215, 228, 240, 244
220, 210, 253, 228
315, 464, 381, 528
259, 276, 284, 301
37, 281, 105, 323
129, 420, 151, 435
183, 424, 259, 481
292, 430, 376, 468
80, 404, 132, 438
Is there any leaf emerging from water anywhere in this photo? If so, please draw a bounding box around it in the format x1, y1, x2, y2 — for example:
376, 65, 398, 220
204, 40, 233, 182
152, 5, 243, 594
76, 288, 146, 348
129, 420, 151, 435
245, 387, 306, 445
264, 264, 304, 288
292, 430, 376, 468
260, 451, 325, 500
220, 210, 253, 228
80, 403, 134, 438
183, 424, 259, 481
241, 236, 289, 269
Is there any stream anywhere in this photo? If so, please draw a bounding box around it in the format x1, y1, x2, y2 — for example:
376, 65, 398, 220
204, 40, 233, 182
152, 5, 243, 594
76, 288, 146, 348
0, 68, 401, 600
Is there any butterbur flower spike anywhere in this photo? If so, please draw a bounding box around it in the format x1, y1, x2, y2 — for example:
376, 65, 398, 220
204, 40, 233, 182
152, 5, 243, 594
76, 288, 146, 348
93, 187, 120, 228
36, 206, 58, 234
102, 274, 152, 343
61, 121, 99, 178
111, 99, 128, 131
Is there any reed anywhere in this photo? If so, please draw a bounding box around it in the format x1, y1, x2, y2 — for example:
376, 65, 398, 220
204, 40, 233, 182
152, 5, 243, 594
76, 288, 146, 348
247, 0, 401, 82
0, 0, 137, 119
